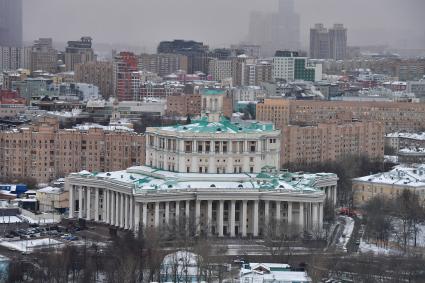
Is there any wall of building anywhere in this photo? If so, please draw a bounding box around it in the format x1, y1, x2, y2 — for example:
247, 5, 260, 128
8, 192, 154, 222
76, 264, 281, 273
0, 118, 146, 183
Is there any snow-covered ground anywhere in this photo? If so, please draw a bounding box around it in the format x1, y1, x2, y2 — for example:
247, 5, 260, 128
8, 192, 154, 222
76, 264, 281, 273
359, 240, 402, 255
0, 216, 22, 224
391, 218, 425, 247
0, 238, 63, 253
18, 214, 59, 224
338, 216, 355, 252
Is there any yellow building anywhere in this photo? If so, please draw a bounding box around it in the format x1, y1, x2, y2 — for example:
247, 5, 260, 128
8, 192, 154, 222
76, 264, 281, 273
36, 186, 69, 213
352, 165, 425, 207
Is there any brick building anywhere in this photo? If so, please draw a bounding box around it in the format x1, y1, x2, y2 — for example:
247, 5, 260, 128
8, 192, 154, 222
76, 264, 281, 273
0, 117, 145, 183
256, 99, 386, 165
166, 91, 233, 118
75, 61, 113, 99
281, 122, 384, 165
257, 99, 425, 133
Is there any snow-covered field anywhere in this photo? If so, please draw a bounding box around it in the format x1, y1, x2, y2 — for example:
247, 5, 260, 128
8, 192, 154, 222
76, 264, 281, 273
0, 238, 63, 253
0, 216, 22, 224
338, 216, 355, 252
19, 214, 59, 224
391, 218, 425, 247
359, 240, 402, 255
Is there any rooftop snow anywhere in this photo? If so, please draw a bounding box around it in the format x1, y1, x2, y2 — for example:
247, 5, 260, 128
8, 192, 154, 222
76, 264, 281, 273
156, 116, 275, 134
70, 166, 333, 195
353, 165, 425, 187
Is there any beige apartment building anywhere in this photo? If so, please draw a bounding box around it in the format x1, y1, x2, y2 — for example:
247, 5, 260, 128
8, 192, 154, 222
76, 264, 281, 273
256, 99, 386, 165
257, 99, 425, 133
352, 165, 425, 207
0, 117, 145, 183
281, 122, 384, 165
75, 61, 113, 99
166, 92, 233, 118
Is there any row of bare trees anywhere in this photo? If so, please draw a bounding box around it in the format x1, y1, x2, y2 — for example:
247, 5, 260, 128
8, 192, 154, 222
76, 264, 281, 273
5, 222, 233, 283
284, 154, 395, 207
363, 190, 425, 253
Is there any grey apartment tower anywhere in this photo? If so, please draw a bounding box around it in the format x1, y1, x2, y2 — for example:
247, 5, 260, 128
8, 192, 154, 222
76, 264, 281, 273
0, 0, 23, 47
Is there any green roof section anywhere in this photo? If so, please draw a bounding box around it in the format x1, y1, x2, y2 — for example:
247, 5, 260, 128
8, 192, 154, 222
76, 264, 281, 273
201, 88, 226, 96
161, 116, 276, 134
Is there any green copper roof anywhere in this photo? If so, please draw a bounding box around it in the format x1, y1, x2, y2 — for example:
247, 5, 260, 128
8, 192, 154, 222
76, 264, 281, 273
201, 89, 225, 95
160, 116, 276, 134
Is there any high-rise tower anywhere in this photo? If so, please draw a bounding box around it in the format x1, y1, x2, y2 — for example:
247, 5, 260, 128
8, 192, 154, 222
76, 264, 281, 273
0, 0, 23, 47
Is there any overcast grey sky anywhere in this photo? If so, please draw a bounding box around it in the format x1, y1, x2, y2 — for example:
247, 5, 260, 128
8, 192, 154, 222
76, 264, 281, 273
23, 0, 425, 51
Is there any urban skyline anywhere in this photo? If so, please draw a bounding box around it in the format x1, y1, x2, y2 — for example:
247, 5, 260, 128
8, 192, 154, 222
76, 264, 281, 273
21, 0, 425, 52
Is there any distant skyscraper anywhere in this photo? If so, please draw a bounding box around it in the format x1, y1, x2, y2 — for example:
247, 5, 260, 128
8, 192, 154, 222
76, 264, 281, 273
64, 37, 95, 71
277, 0, 300, 51
247, 0, 300, 57
310, 23, 347, 60
30, 38, 58, 73
0, 0, 23, 47
157, 40, 209, 74
113, 52, 140, 101
310, 24, 331, 59
329, 24, 347, 60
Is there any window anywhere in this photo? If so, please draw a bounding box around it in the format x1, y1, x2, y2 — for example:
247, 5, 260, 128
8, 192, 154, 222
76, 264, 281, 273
215, 141, 220, 153
250, 167, 254, 173
185, 141, 192, 153
198, 143, 203, 153
222, 141, 228, 153
205, 141, 210, 153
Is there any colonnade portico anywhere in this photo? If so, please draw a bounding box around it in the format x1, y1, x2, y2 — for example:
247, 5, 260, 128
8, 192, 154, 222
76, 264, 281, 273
69, 184, 325, 236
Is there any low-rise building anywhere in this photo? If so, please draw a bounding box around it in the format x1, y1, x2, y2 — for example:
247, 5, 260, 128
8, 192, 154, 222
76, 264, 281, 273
352, 165, 425, 207
36, 186, 69, 213
240, 262, 311, 283
398, 147, 425, 164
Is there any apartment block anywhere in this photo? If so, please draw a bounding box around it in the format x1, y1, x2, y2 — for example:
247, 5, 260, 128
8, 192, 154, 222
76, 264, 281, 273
281, 122, 384, 165
0, 117, 145, 183
166, 92, 233, 118
139, 53, 188, 77
75, 61, 113, 98
257, 99, 425, 133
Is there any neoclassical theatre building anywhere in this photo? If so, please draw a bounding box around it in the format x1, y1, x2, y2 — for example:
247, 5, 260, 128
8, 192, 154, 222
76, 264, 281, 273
66, 89, 338, 237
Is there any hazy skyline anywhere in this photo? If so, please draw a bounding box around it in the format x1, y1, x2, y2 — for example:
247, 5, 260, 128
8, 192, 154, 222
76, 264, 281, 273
23, 0, 425, 52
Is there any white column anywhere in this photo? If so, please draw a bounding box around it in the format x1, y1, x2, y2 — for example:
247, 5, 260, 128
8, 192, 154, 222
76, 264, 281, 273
95, 188, 99, 221
129, 196, 133, 230
230, 200, 236, 237
69, 184, 74, 218
299, 202, 304, 231
264, 200, 270, 228
195, 200, 201, 234
78, 187, 83, 219
142, 203, 148, 228
110, 192, 115, 225
121, 194, 125, 228
288, 202, 293, 224
253, 200, 259, 237
103, 189, 107, 223
333, 186, 337, 206
175, 201, 180, 225
86, 187, 91, 221
312, 203, 319, 230
154, 202, 160, 227
242, 200, 247, 237
319, 203, 323, 229
218, 200, 224, 237
207, 200, 212, 235
185, 200, 190, 231
276, 201, 281, 223
165, 201, 170, 226
124, 195, 129, 229
115, 193, 119, 227
134, 202, 140, 231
